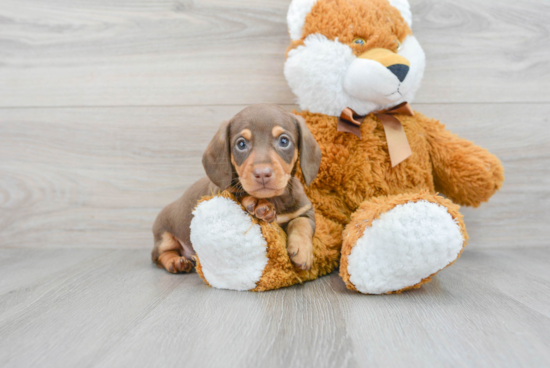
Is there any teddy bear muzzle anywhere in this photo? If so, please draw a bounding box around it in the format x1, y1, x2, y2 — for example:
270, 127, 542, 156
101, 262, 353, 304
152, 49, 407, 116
358, 48, 410, 82
342, 47, 413, 105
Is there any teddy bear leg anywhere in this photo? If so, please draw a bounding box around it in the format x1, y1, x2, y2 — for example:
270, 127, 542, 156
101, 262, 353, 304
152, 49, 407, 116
189, 195, 270, 291
339, 192, 468, 294
190, 193, 342, 291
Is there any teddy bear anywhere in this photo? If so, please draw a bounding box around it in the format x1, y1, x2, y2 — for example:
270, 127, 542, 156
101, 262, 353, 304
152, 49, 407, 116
188, 0, 504, 294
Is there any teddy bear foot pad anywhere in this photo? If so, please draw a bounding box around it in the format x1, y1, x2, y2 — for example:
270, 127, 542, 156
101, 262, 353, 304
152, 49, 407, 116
190, 196, 268, 291
346, 200, 465, 294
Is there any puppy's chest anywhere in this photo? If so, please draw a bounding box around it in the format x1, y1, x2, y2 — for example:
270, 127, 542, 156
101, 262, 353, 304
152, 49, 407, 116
305, 114, 433, 196
270, 189, 311, 225
270, 195, 302, 215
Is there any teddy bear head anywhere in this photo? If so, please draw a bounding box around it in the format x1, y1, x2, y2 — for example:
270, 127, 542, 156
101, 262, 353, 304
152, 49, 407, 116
284, 0, 425, 117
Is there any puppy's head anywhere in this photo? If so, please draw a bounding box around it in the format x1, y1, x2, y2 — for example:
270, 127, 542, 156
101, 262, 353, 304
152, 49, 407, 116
202, 104, 321, 198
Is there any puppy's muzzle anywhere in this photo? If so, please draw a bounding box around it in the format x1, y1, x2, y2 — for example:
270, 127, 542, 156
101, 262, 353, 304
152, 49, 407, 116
358, 48, 410, 82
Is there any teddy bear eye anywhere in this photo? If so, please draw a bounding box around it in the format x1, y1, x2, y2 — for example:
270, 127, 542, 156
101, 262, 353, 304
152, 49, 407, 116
353, 38, 366, 46
396, 39, 402, 52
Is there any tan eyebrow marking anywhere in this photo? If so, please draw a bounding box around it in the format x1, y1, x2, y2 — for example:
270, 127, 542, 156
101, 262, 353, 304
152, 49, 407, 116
272, 126, 286, 138
240, 129, 252, 140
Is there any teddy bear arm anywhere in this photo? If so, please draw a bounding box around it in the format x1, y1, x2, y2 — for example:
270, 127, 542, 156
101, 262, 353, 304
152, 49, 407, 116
419, 116, 505, 207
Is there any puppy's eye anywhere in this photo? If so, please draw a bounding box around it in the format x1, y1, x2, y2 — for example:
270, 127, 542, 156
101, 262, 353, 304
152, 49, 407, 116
236, 138, 247, 151
278, 135, 290, 148
353, 38, 366, 46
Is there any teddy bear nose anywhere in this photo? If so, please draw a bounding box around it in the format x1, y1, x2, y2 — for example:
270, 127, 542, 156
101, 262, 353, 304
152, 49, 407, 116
253, 167, 273, 185
387, 64, 409, 82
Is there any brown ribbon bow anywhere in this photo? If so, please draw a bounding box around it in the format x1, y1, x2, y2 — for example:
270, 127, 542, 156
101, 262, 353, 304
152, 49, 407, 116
338, 102, 414, 167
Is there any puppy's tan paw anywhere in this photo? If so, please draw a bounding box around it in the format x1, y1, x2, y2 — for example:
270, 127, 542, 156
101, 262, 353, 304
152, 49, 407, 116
241, 196, 258, 215
287, 240, 313, 270
167, 256, 194, 274
286, 217, 314, 270
241, 196, 276, 223
254, 199, 276, 223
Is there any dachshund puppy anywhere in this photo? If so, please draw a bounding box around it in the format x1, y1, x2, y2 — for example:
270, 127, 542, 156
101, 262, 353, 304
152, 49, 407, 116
152, 104, 322, 274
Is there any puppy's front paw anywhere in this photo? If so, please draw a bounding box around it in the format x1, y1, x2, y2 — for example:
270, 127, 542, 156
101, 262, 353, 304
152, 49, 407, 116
241, 196, 259, 215
287, 238, 313, 270
255, 200, 276, 223
241, 196, 276, 223
286, 217, 314, 270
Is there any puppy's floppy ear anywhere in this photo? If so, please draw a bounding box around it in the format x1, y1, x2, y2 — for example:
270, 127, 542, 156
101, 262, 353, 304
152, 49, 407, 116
202, 120, 234, 190
293, 114, 321, 186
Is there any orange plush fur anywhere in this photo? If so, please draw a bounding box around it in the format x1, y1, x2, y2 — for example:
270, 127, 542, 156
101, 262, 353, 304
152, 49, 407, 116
287, 0, 410, 56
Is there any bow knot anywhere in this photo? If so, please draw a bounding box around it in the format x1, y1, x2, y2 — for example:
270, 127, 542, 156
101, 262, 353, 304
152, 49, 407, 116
338, 102, 414, 167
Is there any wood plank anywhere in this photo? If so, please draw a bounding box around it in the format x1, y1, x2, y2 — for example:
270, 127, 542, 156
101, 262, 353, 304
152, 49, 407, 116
0, 248, 549, 367
0, 0, 549, 107
1, 103, 548, 249
0, 249, 112, 323
456, 248, 550, 318
0, 249, 199, 368
412, 0, 550, 104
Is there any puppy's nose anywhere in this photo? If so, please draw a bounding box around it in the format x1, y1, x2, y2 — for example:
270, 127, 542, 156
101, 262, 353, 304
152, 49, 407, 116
387, 64, 409, 82
253, 167, 273, 185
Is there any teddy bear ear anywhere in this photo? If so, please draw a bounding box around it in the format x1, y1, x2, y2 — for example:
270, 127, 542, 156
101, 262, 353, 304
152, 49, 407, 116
387, 0, 413, 27
287, 0, 412, 42
287, 0, 319, 41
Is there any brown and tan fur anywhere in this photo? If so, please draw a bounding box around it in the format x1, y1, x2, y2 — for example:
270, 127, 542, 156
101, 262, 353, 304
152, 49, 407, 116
152, 104, 322, 273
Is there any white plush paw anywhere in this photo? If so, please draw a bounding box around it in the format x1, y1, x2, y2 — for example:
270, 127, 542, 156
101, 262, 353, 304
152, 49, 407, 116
190, 197, 268, 291
347, 201, 464, 294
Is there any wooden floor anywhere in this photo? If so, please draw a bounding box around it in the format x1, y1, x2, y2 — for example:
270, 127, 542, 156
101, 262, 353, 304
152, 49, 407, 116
1, 0, 549, 367
0, 247, 549, 367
